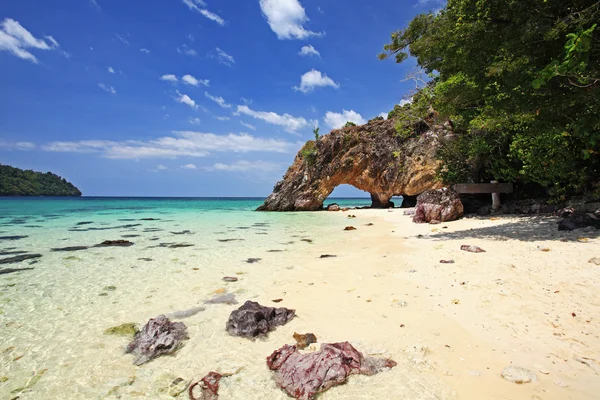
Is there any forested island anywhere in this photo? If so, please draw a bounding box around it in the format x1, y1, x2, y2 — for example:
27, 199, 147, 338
0, 164, 81, 196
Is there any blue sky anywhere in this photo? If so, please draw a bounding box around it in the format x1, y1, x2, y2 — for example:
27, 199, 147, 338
0, 0, 441, 197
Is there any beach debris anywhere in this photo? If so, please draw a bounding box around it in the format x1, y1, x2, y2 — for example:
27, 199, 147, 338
439, 259, 455, 264
589, 257, 600, 265
0, 254, 42, 265
319, 254, 337, 258
166, 306, 206, 320
392, 300, 408, 307
501, 366, 537, 384
272, 298, 283, 303
226, 300, 295, 338
245, 258, 261, 264
460, 245, 486, 253
574, 356, 600, 373
344, 226, 357, 231
413, 188, 464, 223
293, 333, 317, 349
267, 342, 396, 399
126, 315, 188, 365
326, 204, 340, 211
558, 213, 600, 231
572, 312, 577, 317
104, 323, 139, 337
222, 277, 238, 282
0, 235, 28, 241
171, 230, 193, 235
51, 246, 89, 252
95, 240, 134, 247
204, 293, 238, 305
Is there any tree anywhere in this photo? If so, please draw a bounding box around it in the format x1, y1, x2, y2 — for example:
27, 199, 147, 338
380, 0, 600, 198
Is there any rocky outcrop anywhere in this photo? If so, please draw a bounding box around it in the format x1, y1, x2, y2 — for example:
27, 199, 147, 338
413, 188, 464, 223
257, 118, 451, 211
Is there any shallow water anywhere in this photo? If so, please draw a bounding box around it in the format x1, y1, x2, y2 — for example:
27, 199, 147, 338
0, 197, 451, 399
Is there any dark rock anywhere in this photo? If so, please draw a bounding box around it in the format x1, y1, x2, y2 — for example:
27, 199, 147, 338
0, 254, 42, 265
51, 246, 89, 252
439, 259, 455, 264
326, 204, 340, 212
140, 218, 160, 221
226, 300, 295, 338
0, 267, 35, 275
222, 277, 238, 282
169, 243, 194, 248
267, 249, 285, 253
245, 258, 261, 264
0, 235, 28, 241
217, 239, 244, 243
293, 332, 317, 349
400, 195, 418, 208
0, 250, 27, 256
126, 315, 188, 365
344, 226, 357, 231
319, 254, 337, 258
266, 342, 397, 399
95, 240, 134, 247
121, 234, 140, 238
272, 299, 283, 303
558, 213, 600, 231
300, 239, 313, 243
413, 188, 464, 223
143, 228, 163, 232
171, 230, 192, 235
76, 221, 94, 226
461, 245, 486, 253
138, 257, 153, 262
365, 223, 374, 226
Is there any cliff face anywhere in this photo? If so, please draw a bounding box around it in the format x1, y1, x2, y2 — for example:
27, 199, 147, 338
258, 118, 452, 211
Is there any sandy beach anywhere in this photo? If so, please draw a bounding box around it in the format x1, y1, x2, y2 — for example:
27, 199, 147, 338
269, 208, 600, 400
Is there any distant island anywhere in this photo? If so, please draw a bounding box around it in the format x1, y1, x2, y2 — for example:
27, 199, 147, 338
0, 164, 82, 196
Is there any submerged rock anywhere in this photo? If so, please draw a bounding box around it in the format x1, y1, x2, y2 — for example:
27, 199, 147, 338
189, 372, 223, 400
204, 293, 238, 305
95, 240, 134, 247
51, 246, 89, 252
245, 258, 261, 264
126, 315, 188, 365
0, 267, 35, 275
104, 323, 139, 337
413, 188, 463, 223
0, 254, 42, 265
226, 300, 295, 338
266, 342, 397, 399
165, 306, 206, 320
0, 235, 28, 241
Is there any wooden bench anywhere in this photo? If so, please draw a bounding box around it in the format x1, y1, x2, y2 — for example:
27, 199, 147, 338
453, 181, 514, 212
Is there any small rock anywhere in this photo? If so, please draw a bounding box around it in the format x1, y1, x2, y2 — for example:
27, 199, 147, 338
320, 254, 337, 258
95, 240, 134, 247
501, 366, 537, 384
222, 277, 238, 282
293, 332, 317, 349
226, 300, 295, 338
439, 260, 455, 264
245, 258, 261, 264
365, 223, 374, 226
344, 226, 357, 231
126, 315, 188, 365
326, 204, 340, 212
347, 215, 356, 219
460, 245, 486, 253
272, 299, 283, 303
451, 299, 460, 305
392, 300, 408, 308
588, 257, 600, 265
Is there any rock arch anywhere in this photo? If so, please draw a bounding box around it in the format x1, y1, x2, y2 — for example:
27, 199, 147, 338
257, 118, 451, 211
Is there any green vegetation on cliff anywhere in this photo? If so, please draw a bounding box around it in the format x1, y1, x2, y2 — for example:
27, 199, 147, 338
0, 164, 82, 196
380, 0, 599, 199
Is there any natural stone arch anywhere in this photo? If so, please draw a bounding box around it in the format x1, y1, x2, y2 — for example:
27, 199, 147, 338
258, 118, 452, 211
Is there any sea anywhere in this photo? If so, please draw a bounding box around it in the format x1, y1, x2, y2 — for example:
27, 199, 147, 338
0, 197, 380, 399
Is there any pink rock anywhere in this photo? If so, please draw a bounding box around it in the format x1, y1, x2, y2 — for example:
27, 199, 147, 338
413, 188, 463, 223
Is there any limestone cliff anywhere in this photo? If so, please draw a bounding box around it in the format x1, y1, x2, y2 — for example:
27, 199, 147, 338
258, 118, 452, 211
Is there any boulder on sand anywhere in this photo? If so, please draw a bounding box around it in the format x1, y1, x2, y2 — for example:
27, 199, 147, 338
126, 315, 188, 365
266, 341, 397, 399
413, 188, 463, 223
226, 301, 295, 338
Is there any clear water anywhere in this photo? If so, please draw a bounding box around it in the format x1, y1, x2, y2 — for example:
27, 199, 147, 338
1, 196, 406, 399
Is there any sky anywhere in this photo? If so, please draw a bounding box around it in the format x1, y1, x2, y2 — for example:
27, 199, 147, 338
0, 0, 443, 197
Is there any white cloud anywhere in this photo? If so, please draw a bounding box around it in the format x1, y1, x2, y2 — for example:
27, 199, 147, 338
140, 48, 150, 54
211, 160, 280, 172
213, 47, 234, 66
378, 112, 388, 120
90, 0, 101, 9
156, 164, 168, 170
205, 91, 231, 108
294, 70, 339, 93
0, 140, 36, 150
236, 105, 310, 133
98, 83, 116, 94
182, 74, 209, 87
399, 98, 413, 106
189, 117, 201, 125
299, 45, 320, 57
0, 18, 63, 63
178, 44, 197, 56
42, 131, 297, 159
240, 121, 256, 131
181, 163, 197, 170
324, 110, 366, 129
259, 0, 322, 39
175, 91, 198, 109
108, 66, 115, 74
160, 74, 178, 82
215, 116, 230, 121
182, 0, 225, 26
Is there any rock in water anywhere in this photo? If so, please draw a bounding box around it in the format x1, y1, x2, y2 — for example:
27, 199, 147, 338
226, 300, 295, 338
95, 240, 134, 247
413, 188, 464, 223
257, 118, 448, 211
266, 342, 396, 399
501, 366, 537, 384
0, 254, 41, 265
204, 293, 238, 305
126, 315, 188, 365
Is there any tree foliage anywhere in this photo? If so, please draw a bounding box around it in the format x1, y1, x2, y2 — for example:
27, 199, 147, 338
381, 0, 600, 198
0, 164, 82, 196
